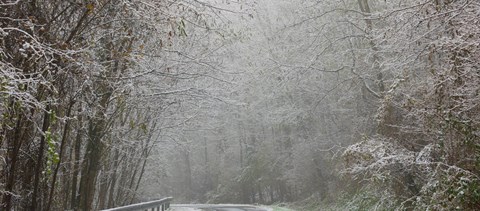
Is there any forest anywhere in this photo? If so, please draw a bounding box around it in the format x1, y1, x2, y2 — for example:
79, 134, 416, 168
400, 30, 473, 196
1, 0, 479, 210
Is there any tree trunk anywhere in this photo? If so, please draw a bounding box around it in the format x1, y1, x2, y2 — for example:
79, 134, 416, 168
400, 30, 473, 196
357, 0, 385, 95
70, 111, 83, 210
184, 148, 192, 200
78, 109, 108, 210
3, 114, 25, 211
97, 168, 110, 210
31, 104, 51, 211
107, 149, 120, 208
46, 100, 74, 211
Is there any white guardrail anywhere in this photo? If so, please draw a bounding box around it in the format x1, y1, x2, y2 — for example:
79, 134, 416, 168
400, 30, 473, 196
101, 197, 173, 211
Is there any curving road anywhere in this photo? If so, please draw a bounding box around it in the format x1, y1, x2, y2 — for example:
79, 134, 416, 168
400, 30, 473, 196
171, 204, 270, 211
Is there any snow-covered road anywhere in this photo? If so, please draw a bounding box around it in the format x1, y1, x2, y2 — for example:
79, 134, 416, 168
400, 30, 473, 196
170, 204, 273, 211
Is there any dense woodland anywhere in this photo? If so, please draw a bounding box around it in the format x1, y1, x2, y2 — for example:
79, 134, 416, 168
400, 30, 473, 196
1, 0, 479, 210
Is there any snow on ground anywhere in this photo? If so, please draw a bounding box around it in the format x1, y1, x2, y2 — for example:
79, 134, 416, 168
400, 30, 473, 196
170, 206, 200, 211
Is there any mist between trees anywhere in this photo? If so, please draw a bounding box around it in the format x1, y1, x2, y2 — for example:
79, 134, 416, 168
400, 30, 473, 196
1, 0, 479, 210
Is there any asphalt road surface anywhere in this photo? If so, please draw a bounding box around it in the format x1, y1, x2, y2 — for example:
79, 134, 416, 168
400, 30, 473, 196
171, 204, 270, 211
